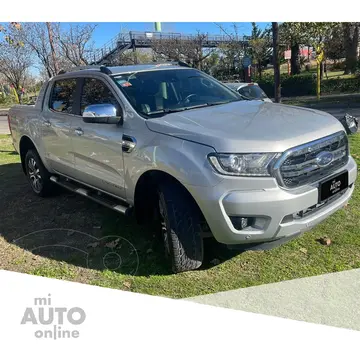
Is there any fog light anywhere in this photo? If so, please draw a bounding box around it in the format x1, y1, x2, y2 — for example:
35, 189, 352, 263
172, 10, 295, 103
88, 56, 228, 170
229, 216, 254, 230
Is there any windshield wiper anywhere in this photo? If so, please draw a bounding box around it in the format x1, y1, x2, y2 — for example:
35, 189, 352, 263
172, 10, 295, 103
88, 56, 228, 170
147, 104, 210, 115
147, 100, 242, 116
206, 100, 233, 106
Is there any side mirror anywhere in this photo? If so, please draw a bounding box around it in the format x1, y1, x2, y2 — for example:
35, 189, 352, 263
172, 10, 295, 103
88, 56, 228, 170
83, 104, 123, 125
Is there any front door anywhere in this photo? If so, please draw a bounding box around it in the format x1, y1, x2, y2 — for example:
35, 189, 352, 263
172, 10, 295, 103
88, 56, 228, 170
70, 77, 126, 199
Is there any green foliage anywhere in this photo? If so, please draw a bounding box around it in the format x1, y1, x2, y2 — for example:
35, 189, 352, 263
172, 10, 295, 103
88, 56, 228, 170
279, 22, 310, 46
255, 73, 314, 97
248, 23, 272, 77
322, 77, 360, 93
324, 24, 345, 61
256, 73, 360, 97
280, 22, 336, 48
0, 95, 17, 106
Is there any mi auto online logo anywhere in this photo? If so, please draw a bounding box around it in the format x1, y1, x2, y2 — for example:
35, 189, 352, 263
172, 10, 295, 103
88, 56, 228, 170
21, 294, 86, 340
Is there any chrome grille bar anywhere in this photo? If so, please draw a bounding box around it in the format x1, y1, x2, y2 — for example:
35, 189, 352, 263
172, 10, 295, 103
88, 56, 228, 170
273, 131, 349, 188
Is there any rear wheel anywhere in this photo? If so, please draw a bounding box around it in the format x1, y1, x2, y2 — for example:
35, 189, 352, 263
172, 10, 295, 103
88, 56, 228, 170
25, 149, 55, 197
157, 182, 204, 273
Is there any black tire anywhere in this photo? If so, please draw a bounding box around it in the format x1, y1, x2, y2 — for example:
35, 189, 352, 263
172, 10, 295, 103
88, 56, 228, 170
24, 149, 55, 197
157, 182, 204, 273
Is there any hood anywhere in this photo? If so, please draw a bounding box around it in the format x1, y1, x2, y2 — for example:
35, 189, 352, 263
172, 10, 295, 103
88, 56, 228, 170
146, 101, 345, 153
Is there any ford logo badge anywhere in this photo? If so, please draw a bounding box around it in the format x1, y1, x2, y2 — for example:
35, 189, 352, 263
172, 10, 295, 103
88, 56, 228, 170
316, 151, 334, 167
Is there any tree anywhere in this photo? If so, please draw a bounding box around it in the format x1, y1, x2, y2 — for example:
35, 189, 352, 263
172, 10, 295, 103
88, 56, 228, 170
151, 32, 214, 69
186, 33, 215, 70
108, 49, 153, 66
272, 22, 281, 103
54, 23, 97, 66
324, 23, 345, 64
342, 22, 359, 74
151, 36, 192, 62
215, 23, 247, 79
4, 23, 98, 78
305, 23, 334, 99
46, 22, 59, 75
0, 42, 32, 102
248, 23, 272, 79
202, 51, 220, 75
10, 22, 59, 78
279, 22, 309, 75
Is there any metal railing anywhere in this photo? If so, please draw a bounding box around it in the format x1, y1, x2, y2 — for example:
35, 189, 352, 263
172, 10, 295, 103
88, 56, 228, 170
89, 31, 251, 65
90, 32, 132, 64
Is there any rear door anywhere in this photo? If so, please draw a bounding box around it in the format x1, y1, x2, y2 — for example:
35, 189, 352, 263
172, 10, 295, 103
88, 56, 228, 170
42, 78, 79, 175
70, 76, 126, 199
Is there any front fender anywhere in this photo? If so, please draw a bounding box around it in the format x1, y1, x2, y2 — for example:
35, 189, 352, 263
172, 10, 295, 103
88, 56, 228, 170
124, 134, 222, 204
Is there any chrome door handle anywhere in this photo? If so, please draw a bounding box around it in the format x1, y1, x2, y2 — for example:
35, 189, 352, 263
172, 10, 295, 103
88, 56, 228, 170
122, 135, 137, 153
75, 128, 84, 136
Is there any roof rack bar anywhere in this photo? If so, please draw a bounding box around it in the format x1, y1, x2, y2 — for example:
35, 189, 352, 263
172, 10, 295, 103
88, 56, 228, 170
161, 60, 191, 67
57, 65, 112, 75
129, 60, 191, 68
177, 60, 191, 68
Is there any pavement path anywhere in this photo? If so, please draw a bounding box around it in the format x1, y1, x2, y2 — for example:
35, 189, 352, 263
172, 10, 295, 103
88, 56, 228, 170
0, 115, 9, 135
188, 269, 360, 331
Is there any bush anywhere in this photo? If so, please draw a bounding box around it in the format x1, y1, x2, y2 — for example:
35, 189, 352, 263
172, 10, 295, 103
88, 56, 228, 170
254, 73, 360, 98
322, 77, 360, 94
255, 73, 316, 97
0, 94, 17, 106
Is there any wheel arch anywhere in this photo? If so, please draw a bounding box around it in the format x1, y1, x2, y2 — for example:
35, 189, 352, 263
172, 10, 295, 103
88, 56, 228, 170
19, 135, 38, 174
133, 169, 205, 225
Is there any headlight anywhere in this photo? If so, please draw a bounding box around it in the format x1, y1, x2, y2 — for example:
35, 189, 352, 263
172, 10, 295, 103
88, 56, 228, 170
208, 153, 280, 176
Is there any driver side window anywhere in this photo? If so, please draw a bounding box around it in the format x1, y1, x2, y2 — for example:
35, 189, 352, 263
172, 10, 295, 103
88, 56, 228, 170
80, 78, 120, 116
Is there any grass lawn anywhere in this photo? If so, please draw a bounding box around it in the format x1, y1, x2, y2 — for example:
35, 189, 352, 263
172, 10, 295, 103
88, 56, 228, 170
1, 134, 360, 298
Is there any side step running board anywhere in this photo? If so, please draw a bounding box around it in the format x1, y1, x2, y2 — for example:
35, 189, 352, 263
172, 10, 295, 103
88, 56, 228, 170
50, 176, 132, 216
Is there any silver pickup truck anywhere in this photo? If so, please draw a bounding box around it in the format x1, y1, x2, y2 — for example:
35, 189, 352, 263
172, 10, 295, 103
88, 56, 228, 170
9, 62, 357, 273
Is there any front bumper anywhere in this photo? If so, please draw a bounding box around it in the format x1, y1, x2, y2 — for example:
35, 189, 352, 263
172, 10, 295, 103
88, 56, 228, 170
188, 156, 357, 246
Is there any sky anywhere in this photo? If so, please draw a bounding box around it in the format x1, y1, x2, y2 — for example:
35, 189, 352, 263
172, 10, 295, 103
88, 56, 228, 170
0, 22, 270, 77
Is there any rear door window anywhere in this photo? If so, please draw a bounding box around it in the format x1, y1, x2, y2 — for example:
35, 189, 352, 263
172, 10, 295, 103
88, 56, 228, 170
50, 79, 77, 114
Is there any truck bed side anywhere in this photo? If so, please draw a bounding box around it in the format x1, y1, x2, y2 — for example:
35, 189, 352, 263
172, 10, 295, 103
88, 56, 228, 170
8, 81, 49, 154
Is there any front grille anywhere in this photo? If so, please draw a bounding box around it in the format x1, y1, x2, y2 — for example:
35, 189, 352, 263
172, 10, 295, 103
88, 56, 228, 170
275, 131, 349, 188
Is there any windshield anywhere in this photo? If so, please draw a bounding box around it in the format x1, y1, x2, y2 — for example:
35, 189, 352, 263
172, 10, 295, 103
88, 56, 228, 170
238, 85, 268, 100
112, 68, 242, 118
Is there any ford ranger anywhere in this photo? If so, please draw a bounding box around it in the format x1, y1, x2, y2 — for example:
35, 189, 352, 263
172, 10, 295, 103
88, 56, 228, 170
8, 62, 357, 273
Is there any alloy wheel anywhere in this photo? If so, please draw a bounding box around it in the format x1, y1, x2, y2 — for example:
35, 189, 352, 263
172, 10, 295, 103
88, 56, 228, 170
28, 157, 42, 193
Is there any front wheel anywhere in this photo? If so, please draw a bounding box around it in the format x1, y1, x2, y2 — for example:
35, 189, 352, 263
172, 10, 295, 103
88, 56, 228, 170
157, 182, 204, 273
